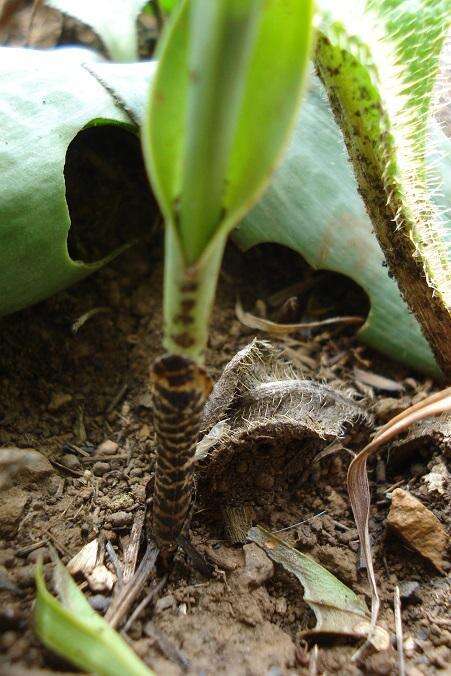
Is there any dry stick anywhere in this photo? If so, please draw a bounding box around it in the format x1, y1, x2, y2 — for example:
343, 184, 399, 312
347, 388, 451, 634
144, 621, 191, 671
105, 541, 159, 629
236, 299, 363, 335
394, 586, 405, 676
151, 355, 211, 569
309, 644, 319, 676
122, 511, 145, 586
122, 574, 167, 634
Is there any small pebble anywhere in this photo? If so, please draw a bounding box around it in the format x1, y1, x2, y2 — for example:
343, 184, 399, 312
155, 595, 176, 613
89, 594, 111, 612
0, 630, 17, 650
109, 511, 133, 527
96, 440, 119, 456
93, 461, 110, 476
61, 453, 81, 470
398, 580, 421, 603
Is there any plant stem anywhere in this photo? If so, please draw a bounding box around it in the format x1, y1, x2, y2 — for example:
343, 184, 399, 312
151, 226, 225, 564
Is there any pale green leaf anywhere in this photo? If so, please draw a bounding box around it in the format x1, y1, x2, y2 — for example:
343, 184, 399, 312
46, 0, 148, 62
34, 558, 154, 676
248, 525, 388, 648
0, 47, 150, 318
143, 0, 314, 264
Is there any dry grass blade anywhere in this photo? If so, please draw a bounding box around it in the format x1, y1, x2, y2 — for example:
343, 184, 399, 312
394, 586, 405, 676
347, 387, 451, 630
235, 300, 364, 335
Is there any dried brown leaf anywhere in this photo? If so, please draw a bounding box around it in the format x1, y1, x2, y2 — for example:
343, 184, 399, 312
235, 300, 364, 335
347, 387, 451, 627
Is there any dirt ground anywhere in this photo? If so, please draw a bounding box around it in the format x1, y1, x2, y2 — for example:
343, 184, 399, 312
0, 223, 450, 675
0, 3, 450, 675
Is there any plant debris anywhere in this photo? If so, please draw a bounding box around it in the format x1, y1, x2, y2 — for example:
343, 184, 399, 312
248, 525, 389, 648
197, 340, 370, 514
387, 488, 447, 572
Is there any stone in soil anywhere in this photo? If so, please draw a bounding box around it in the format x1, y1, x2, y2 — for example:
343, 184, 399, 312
387, 488, 447, 572
0, 487, 29, 535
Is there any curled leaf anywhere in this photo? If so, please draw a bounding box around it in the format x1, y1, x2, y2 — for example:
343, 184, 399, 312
235, 299, 364, 335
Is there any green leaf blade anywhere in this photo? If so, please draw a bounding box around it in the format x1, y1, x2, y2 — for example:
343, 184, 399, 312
35, 560, 154, 676
143, 0, 314, 265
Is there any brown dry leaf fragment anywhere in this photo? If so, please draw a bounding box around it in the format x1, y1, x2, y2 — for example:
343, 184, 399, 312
422, 458, 448, 495
197, 340, 369, 498
67, 539, 98, 576
248, 525, 389, 648
388, 411, 450, 455
347, 387, 451, 627
353, 368, 404, 393
387, 488, 447, 572
236, 299, 363, 335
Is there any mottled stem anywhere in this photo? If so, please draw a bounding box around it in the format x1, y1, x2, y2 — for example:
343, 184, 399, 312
151, 354, 211, 568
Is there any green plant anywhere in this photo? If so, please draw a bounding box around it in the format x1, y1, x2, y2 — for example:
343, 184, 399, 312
141, 0, 314, 564
35, 554, 154, 676
314, 0, 451, 376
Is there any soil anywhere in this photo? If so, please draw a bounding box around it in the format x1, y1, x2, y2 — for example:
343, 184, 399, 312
0, 229, 449, 675
0, 4, 450, 675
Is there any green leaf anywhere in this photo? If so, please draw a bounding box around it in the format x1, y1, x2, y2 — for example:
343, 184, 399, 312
0, 47, 150, 318
158, 0, 179, 12
143, 0, 314, 264
247, 525, 388, 648
314, 0, 451, 373
234, 77, 445, 376
34, 557, 154, 676
46, 0, 148, 62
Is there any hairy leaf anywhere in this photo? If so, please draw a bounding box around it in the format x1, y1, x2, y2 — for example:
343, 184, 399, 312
35, 556, 154, 675
314, 0, 451, 374
234, 77, 446, 376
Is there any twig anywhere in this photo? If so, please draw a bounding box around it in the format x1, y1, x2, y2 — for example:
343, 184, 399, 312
424, 611, 451, 628
71, 307, 110, 334
273, 510, 327, 533
105, 541, 158, 629
122, 511, 145, 585
122, 574, 167, 634
106, 541, 123, 589
236, 299, 363, 335
394, 586, 405, 676
144, 620, 190, 671
308, 644, 318, 676
106, 382, 129, 414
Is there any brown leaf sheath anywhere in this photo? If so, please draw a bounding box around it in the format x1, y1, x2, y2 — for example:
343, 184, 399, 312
151, 354, 212, 567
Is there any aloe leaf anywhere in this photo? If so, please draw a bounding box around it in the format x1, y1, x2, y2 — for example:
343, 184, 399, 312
247, 526, 389, 648
234, 76, 446, 377
34, 558, 154, 676
46, 0, 148, 62
0, 47, 151, 318
314, 0, 451, 376
143, 0, 314, 265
